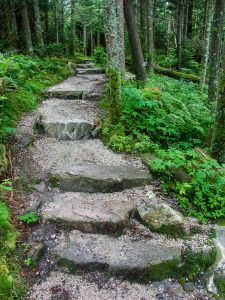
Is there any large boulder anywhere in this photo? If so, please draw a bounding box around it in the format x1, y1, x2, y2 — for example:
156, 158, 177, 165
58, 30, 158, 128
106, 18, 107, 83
137, 192, 186, 236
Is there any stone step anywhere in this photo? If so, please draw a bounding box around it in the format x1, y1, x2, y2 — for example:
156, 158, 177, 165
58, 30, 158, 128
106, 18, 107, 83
49, 164, 152, 192
76, 63, 94, 69
42, 192, 137, 233
77, 68, 103, 75
35, 100, 98, 140
52, 230, 182, 276
18, 139, 147, 186
47, 76, 105, 100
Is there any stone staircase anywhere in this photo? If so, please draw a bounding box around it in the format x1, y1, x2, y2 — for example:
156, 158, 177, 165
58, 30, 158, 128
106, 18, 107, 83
15, 61, 213, 299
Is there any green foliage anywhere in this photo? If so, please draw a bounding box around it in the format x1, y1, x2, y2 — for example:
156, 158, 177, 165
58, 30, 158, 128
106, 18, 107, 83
23, 258, 33, 267
0, 180, 25, 299
215, 278, 225, 298
0, 54, 70, 142
103, 73, 211, 152
93, 46, 107, 69
149, 149, 225, 222
19, 213, 39, 224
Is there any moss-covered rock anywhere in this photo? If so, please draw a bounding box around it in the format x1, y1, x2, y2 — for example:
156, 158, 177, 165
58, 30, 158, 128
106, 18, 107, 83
0, 144, 8, 177
137, 194, 186, 237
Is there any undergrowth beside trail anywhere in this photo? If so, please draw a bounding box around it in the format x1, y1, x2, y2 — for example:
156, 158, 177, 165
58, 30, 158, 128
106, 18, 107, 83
102, 73, 225, 223
0, 54, 71, 142
0, 54, 72, 298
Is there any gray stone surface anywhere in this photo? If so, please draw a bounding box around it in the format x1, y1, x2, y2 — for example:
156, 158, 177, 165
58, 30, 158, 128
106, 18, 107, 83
28, 242, 45, 265
17, 138, 146, 180
42, 192, 136, 232
36, 99, 100, 140
52, 230, 182, 274
77, 68, 102, 75
47, 74, 106, 100
50, 164, 152, 192
137, 192, 185, 233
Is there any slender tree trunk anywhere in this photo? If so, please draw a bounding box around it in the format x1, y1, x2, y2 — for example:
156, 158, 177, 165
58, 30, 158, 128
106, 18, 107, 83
55, 2, 59, 43
71, 0, 76, 56
97, 32, 101, 45
200, 0, 214, 88
33, 0, 44, 46
176, 0, 184, 70
208, 0, 225, 103
124, 0, 147, 81
60, 0, 64, 43
104, 0, 125, 74
45, 0, 49, 44
9, 0, 19, 49
21, 0, 33, 54
83, 25, 87, 55
211, 40, 225, 163
183, 0, 189, 41
187, 0, 193, 39
147, 0, 154, 70
140, 0, 147, 53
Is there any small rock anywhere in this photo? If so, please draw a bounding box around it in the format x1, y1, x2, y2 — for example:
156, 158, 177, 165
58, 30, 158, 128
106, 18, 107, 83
28, 242, 45, 265
51, 235, 56, 239
137, 197, 186, 236
183, 283, 195, 292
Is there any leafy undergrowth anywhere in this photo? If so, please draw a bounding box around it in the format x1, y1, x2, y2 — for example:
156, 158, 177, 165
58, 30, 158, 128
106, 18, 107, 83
101, 73, 225, 222
0, 54, 71, 142
0, 180, 25, 299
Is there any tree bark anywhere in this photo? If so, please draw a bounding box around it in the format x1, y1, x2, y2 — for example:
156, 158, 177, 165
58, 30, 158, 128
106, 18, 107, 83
45, 0, 49, 44
71, 0, 76, 56
83, 25, 87, 55
33, 0, 44, 46
9, 0, 19, 49
140, 0, 147, 53
21, 0, 33, 54
124, 0, 147, 81
187, 0, 193, 39
211, 45, 225, 163
176, 0, 184, 70
147, 0, 154, 70
208, 0, 225, 103
200, 0, 214, 89
104, 0, 125, 74
60, 0, 65, 43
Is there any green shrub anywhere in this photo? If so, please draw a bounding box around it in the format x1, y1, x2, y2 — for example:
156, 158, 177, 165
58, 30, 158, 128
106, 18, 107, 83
93, 46, 107, 69
149, 148, 225, 222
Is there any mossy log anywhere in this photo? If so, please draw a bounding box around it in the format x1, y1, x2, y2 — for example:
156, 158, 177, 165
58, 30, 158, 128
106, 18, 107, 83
153, 65, 201, 84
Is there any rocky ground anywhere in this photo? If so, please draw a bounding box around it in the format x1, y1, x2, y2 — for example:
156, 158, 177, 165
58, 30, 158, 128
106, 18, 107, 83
13, 61, 216, 299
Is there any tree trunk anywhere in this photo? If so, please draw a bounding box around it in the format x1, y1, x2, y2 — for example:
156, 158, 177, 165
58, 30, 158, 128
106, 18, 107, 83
71, 0, 76, 56
124, 0, 147, 81
176, 0, 184, 70
147, 0, 154, 70
21, 0, 33, 54
83, 25, 87, 55
200, 0, 214, 89
183, 0, 189, 41
9, 0, 19, 49
33, 0, 44, 46
104, 0, 125, 74
55, 2, 59, 43
187, 0, 193, 39
60, 0, 64, 43
140, 0, 147, 53
45, 0, 49, 44
208, 0, 225, 103
211, 42, 225, 163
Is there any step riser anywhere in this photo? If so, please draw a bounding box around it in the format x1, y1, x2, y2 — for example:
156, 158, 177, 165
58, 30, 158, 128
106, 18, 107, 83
47, 91, 83, 99
77, 69, 102, 75
41, 122, 94, 140
76, 64, 94, 69
49, 172, 152, 193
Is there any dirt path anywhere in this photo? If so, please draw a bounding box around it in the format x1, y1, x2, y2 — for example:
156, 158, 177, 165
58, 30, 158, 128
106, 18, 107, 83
14, 61, 214, 300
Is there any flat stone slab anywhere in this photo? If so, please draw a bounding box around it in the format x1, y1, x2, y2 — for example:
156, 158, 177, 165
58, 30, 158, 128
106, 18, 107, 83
50, 164, 152, 192
36, 100, 99, 140
52, 230, 182, 275
76, 63, 94, 69
42, 192, 137, 232
77, 68, 102, 75
17, 138, 145, 180
47, 75, 105, 99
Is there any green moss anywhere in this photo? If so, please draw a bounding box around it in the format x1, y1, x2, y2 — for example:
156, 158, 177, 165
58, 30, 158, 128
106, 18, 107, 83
58, 259, 76, 274
145, 223, 186, 239
49, 176, 60, 188
215, 278, 225, 298
0, 144, 8, 175
216, 218, 225, 226
147, 258, 181, 281
33, 120, 43, 134
146, 248, 216, 282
